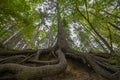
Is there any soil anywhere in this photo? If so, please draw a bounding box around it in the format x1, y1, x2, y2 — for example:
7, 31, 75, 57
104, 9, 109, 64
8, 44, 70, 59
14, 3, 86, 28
42, 59, 107, 80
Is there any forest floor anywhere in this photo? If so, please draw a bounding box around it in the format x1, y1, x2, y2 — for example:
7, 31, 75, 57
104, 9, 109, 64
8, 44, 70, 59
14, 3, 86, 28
42, 59, 107, 80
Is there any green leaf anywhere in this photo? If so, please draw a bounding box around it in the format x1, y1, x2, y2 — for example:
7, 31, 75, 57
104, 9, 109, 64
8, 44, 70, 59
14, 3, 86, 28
39, 31, 46, 38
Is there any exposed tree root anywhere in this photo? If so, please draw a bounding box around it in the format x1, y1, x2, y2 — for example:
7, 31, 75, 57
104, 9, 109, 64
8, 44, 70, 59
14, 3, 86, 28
0, 49, 37, 56
0, 49, 67, 80
34, 50, 42, 60
65, 50, 120, 80
26, 59, 59, 65
19, 54, 36, 63
0, 55, 26, 63
85, 54, 117, 80
0, 48, 53, 56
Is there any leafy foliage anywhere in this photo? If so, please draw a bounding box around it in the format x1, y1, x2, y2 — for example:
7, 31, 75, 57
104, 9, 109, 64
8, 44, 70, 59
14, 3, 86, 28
0, 0, 120, 52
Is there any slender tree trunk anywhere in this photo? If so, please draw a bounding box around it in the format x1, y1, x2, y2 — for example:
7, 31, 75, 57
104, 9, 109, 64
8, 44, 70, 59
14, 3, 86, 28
76, 5, 114, 53
109, 22, 120, 31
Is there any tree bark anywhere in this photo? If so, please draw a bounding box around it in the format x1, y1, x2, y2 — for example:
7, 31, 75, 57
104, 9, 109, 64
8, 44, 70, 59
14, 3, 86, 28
0, 49, 67, 80
109, 22, 120, 31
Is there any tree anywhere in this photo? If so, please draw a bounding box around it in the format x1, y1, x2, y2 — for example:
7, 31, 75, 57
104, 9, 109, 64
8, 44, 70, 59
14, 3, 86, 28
0, 0, 120, 80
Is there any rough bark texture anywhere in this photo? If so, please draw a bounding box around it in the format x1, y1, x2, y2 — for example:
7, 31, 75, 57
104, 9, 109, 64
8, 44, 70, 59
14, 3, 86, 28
0, 49, 67, 80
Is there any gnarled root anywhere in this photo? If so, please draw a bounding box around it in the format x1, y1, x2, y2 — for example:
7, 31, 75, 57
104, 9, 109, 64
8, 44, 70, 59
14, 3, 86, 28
0, 49, 67, 80
0, 55, 26, 63
65, 49, 120, 80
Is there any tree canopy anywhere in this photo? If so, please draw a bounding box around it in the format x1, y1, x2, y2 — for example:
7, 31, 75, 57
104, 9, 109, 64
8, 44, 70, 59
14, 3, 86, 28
0, 0, 120, 52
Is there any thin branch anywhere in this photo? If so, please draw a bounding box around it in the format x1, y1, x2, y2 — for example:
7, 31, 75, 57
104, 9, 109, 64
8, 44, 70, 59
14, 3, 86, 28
75, 3, 114, 53
109, 22, 120, 31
